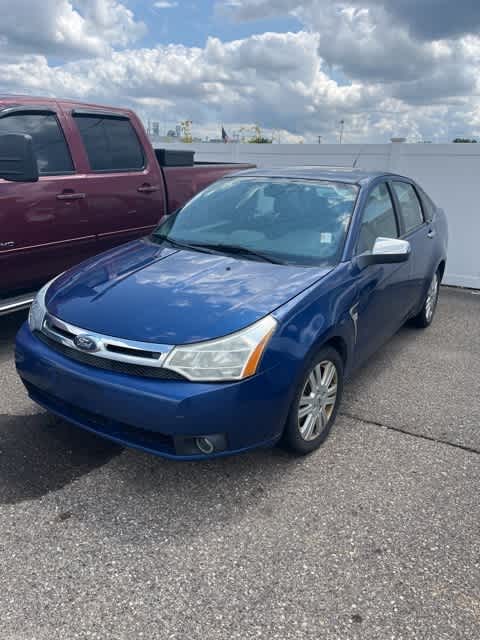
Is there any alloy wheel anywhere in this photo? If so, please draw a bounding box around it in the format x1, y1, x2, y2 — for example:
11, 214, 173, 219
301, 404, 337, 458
425, 272, 439, 322
298, 360, 338, 441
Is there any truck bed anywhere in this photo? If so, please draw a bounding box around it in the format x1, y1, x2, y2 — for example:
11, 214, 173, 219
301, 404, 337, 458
161, 162, 255, 212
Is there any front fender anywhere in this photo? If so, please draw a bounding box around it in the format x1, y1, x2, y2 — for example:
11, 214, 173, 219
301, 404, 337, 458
264, 264, 358, 398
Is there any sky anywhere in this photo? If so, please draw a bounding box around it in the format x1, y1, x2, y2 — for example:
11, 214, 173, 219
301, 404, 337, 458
1, 0, 480, 142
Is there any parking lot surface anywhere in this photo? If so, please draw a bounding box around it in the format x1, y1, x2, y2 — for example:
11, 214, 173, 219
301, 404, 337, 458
0, 287, 479, 639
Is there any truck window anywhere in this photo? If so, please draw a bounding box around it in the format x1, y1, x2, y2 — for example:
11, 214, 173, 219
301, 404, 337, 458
0, 112, 73, 175
73, 115, 144, 172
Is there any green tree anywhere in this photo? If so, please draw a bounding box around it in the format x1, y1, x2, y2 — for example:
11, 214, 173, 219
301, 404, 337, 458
248, 136, 272, 144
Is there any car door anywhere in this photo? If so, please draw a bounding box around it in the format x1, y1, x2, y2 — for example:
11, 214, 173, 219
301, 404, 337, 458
69, 110, 166, 253
390, 180, 435, 311
351, 181, 412, 365
0, 106, 95, 297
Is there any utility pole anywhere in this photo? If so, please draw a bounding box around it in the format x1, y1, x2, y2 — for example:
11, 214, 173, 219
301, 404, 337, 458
339, 120, 345, 144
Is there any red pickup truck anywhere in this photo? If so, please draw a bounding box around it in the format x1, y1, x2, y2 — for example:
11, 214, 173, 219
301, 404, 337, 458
0, 96, 253, 314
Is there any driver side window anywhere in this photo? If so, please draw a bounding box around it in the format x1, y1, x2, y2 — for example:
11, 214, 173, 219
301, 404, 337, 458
357, 183, 398, 254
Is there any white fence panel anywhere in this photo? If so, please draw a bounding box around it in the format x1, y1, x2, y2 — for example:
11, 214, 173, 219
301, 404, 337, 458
396, 145, 480, 289
159, 142, 480, 289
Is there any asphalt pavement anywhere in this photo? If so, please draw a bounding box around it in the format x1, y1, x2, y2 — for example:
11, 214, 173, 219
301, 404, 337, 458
0, 287, 479, 639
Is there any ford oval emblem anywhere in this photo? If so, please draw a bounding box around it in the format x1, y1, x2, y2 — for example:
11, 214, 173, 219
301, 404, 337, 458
74, 334, 99, 353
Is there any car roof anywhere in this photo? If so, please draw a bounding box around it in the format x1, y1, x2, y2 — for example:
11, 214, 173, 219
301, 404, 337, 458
231, 166, 407, 186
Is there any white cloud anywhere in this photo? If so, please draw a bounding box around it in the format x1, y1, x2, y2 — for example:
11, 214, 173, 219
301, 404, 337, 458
0, 31, 422, 142
214, 0, 480, 140
154, 1, 178, 7
1, 1, 480, 142
0, 0, 145, 59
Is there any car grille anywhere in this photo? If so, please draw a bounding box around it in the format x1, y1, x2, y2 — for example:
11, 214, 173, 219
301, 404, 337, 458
34, 330, 186, 380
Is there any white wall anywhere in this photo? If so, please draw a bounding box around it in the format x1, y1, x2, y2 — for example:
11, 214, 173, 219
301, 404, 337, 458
160, 141, 480, 289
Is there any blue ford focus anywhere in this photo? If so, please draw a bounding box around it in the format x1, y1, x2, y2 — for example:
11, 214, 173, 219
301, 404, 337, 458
16, 168, 448, 459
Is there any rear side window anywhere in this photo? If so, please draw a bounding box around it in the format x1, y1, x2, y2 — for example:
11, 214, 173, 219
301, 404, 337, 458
74, 115, 144, 172
0, 112, 73, 175
417, 187, 435, 222
391, 181, 424, 233
357, 183, 398, 254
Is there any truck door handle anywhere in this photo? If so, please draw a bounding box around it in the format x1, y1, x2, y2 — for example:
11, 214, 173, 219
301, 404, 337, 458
427, 229, 436, 239
57, 191, 86, 201
137, 184, 160, 193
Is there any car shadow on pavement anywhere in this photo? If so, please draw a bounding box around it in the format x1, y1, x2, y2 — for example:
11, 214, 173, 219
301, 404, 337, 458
53, 434, 328, 543
0, 412, 122, 505
0, 309, 28, 347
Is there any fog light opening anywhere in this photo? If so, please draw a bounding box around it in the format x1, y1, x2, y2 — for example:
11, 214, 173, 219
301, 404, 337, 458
195, 437, 215, 454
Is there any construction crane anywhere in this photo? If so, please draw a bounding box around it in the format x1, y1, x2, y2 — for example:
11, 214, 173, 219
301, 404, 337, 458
239, 123, 271, 143
180, 120, 193, 143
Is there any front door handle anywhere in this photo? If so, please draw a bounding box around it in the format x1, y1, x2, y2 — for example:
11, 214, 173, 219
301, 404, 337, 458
427, 229, 436, 239
57, 191, 86, 201
137, 184, 160, 194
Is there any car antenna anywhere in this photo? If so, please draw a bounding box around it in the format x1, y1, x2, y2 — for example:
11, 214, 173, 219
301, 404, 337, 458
352, 146, 364, 168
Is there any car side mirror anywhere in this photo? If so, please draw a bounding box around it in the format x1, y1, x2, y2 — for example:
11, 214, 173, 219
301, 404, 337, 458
356, 237, 411, 270
0, 133, 39, 182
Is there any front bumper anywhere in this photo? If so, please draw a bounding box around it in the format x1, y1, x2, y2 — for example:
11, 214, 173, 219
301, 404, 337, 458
15, 323, 292, 459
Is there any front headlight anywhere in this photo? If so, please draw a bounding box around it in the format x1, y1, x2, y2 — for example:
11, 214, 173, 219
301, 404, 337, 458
28, 274, 63, 332
163, 315, 277, 382
28, 283, 49, 332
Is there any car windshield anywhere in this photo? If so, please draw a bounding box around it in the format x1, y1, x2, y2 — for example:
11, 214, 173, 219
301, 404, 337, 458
152, 177, 358, 266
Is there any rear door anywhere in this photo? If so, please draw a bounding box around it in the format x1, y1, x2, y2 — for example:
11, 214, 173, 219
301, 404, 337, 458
0, 106, 94, 296
70, 110, 166, 252
352, 181, 412, 364
390, 180, 434, 311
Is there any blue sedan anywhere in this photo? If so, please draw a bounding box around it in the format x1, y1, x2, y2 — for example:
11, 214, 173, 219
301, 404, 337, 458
16, 168, 448, 458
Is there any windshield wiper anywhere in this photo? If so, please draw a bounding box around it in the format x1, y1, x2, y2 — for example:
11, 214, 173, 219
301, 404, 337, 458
151, 234, 214, 254
152, 234, 284, 264
192, 243, 284, 264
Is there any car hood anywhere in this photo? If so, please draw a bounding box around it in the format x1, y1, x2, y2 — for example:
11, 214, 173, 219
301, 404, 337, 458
46, 238, 332, 344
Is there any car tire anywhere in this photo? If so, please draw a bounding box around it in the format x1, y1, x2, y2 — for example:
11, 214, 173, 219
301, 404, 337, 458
411, 270, 440, 328
282, 346, 344, 455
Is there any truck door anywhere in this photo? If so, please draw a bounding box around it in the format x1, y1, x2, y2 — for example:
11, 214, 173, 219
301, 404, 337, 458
69, 110, 166, 253
0, 106, 95, 297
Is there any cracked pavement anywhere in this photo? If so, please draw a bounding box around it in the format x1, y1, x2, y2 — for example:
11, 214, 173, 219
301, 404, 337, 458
0, 286, 479, 639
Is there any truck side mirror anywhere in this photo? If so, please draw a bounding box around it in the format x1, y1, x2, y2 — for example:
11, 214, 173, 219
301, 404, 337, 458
0, 133, 39, 182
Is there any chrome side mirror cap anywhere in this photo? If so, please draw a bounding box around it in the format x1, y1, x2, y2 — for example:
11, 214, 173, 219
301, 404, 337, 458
356, 237, 411, 269
372, 237, 411, 261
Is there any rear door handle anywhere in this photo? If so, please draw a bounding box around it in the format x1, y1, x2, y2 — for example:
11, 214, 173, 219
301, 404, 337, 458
57, 192, 86, 201
137, 184, 160, 193
427, 229, 436, 239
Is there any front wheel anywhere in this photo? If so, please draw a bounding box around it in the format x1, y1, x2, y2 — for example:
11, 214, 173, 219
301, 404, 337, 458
282, 346, 344, 455
411, 270, 440, 328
